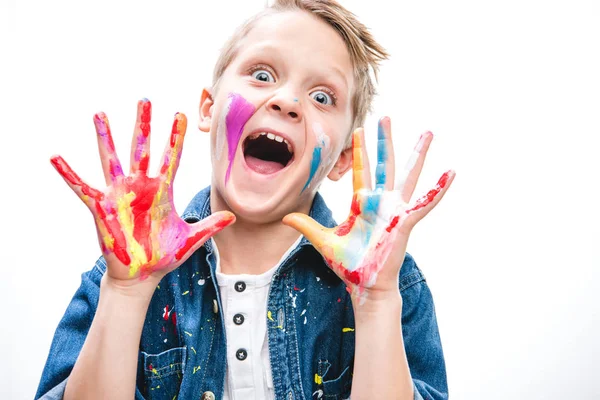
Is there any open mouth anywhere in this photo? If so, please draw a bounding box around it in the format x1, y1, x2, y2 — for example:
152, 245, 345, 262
243, 131, 294, 175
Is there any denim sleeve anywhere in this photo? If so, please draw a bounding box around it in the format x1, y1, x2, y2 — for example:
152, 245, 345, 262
399, 254, 449, 400
35, 258, 147, 400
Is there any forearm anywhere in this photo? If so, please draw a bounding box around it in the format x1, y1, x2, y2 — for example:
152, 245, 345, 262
64, 274, 156, 400
351, 291, 414, 400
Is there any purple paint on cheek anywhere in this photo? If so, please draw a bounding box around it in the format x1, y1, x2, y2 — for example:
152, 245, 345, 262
224, 93, 255, 184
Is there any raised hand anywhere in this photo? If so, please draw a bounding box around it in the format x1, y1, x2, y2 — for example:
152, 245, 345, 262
51, 99, 235, 283
283, 118, 454, 304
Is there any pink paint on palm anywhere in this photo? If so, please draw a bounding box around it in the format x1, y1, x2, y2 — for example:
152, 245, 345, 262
223, 93, 255, 184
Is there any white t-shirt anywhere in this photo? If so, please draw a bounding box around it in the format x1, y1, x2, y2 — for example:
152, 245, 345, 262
213, 236, 302, 400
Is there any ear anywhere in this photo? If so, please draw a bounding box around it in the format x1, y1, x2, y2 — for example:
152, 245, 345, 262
198, 87, 214, 133
327, 146, 353, 181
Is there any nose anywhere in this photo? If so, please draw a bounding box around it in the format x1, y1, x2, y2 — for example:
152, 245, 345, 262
266, 92, 303, 122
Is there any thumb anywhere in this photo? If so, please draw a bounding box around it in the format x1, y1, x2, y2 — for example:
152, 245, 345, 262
283, 213, 331, 249
174, 211, 236, 262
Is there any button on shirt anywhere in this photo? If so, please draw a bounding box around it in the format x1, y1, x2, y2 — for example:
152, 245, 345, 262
214, 236, 302, 400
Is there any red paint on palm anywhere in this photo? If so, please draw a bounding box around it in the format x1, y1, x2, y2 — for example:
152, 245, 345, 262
175, 216, 234, 260
96, 201, 131, 266
335, 196, 361, 236
386, 215, 400, 232
130, 175, 159, 262
138, 155, 149, 173
326, 257, 362, 286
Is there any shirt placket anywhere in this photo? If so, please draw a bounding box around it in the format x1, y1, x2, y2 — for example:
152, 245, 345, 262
227, 278, 256, 399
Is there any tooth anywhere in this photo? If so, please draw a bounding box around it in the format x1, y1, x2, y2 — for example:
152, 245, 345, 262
267, 133, 275, 140
260, 132, 267, 136
275, 135, 284, 143
283, 139, 293, 153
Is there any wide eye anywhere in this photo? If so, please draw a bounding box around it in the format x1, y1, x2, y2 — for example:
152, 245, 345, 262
251, 69, 275, 83
310, 90, 333, 106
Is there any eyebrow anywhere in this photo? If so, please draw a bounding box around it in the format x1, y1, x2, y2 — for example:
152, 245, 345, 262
320, 65, 349, 93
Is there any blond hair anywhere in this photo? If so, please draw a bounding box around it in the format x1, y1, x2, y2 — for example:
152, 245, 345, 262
212, 0, 389, 145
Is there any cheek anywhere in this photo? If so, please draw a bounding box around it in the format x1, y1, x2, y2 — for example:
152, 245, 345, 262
213, 93, 256, 184
300, 122, 339, 192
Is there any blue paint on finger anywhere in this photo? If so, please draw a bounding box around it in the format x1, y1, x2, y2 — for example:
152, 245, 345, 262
375, 121, 388, 188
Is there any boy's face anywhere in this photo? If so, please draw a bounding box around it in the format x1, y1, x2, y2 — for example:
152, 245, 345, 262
200, 10, 355, 222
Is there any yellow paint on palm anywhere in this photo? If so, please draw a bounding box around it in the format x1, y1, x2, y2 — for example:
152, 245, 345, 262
153, 185, 168, 211
152, 247, 162, 263
97, 219, 114, 250
116, 191, 149, 276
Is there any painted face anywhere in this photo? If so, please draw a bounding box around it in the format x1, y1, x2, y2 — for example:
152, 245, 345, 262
206, 10, 355, 221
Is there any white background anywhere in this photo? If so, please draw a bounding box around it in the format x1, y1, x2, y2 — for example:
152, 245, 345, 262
1, 0, 599, 399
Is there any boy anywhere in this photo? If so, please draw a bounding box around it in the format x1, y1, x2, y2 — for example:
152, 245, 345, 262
36, 0, 454, 399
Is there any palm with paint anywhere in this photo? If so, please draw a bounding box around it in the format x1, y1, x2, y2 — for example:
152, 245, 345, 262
283, 118, 454, 303
51, 99, 235, 283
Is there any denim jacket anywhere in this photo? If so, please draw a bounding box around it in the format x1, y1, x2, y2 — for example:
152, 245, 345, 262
36, 187, 448, 400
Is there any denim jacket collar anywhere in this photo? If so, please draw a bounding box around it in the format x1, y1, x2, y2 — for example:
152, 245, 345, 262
180, 185, 338, 255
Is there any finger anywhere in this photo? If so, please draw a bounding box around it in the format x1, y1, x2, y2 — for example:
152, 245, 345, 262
396, 131, 433, 203
352, 128, 372, 192
375, 117, 395, 191
174, 211, 236, 261
50, 155, 104, 208
160, 113, 187, 185
405, 170, 455, 224
130, 99, 152, 175
94, 112, 124, 185
282, 213, 331, 250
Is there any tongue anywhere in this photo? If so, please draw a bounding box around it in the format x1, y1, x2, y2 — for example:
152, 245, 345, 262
245, 155, 285, 174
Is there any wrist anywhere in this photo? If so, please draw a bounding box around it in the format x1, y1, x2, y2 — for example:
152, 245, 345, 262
100, 273, 159, 304
351, 288, 403, 318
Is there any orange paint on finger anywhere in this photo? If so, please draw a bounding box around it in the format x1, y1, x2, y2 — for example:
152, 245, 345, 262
351, 130, 366, 189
